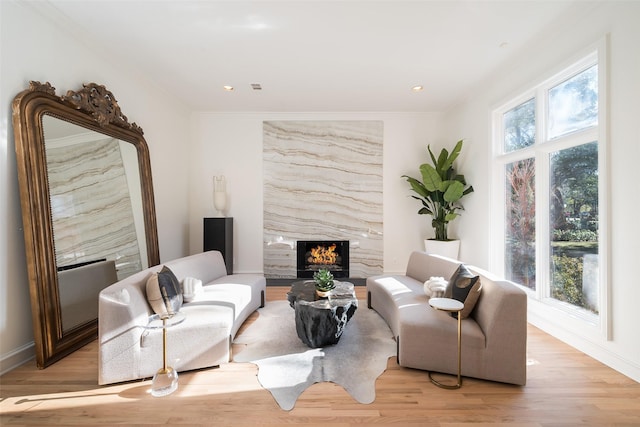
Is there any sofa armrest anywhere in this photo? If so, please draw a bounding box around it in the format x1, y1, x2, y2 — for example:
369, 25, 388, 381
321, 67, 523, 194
98, 268, 157, 385
472, 278, 528, 385
473, 279, 527, 342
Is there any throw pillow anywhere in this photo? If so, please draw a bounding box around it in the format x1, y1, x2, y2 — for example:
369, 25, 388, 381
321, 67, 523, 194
445, 264, 482, 319
182, 276, 203, 303
146, 266, 183, 317
423, 276, 448, 299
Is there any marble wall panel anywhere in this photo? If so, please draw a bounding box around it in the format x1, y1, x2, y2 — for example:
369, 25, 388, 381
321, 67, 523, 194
263, 121, 383, 278
46, 138, 142, 279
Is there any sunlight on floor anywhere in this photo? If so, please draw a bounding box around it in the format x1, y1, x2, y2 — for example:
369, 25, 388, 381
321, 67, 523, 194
0, 364, 266, 413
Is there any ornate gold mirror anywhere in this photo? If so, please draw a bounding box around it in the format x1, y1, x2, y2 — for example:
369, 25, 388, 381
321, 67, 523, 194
12, 81, 159, 368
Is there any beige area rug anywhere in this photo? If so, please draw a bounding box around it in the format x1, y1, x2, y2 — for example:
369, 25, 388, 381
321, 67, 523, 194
232, 300, 396, 410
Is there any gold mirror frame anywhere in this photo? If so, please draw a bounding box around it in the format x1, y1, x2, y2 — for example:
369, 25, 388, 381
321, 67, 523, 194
12, 81, 160, 368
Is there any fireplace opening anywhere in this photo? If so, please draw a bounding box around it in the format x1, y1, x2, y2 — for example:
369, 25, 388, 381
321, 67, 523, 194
297, 240, 349, 278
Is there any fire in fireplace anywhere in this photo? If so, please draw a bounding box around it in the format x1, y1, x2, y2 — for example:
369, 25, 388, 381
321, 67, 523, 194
297, 240, 349, 278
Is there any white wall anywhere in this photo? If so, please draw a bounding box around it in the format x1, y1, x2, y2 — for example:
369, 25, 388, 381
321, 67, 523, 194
442, 1, 640, 382
188, 112, 447, 275
0, 1, 191, 372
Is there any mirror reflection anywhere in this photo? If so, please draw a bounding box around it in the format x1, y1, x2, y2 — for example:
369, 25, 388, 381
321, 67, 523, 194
43, 116, 149, 333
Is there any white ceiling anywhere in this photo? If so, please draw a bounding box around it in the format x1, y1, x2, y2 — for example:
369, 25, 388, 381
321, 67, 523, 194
42, 0, 585, 113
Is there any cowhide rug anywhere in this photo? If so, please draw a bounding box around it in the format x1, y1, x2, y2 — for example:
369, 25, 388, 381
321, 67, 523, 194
232, 299, 396, 410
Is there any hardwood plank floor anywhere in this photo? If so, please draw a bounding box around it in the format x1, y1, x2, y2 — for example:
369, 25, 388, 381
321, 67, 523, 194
1, 286, 639, 426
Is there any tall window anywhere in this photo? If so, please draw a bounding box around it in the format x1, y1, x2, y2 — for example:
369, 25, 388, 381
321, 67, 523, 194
493, 50, 605, 329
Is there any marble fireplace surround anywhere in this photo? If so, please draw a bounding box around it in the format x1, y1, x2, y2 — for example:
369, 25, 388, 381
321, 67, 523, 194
263, 120, 383, 279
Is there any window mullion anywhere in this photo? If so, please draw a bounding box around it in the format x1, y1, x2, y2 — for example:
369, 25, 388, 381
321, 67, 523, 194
535, 149, 550, 301
535, 85, 548, 301
536, 87, 548, 145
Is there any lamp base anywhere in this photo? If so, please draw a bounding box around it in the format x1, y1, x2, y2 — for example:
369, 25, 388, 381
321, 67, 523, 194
151, 367, 178, 397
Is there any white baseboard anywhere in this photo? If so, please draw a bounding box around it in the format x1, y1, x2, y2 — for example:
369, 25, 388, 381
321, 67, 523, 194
0, 342, 35, 375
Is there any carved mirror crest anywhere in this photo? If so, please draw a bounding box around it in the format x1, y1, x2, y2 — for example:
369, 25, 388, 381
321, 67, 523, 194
12, 81, 159, 368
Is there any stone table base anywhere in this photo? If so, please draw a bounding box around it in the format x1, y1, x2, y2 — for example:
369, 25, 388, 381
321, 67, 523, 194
287, 281, 358, 348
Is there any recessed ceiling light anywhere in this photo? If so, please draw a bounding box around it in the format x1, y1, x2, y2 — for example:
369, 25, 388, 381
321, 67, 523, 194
223, 85, 234, 91
412, 85, 424, 92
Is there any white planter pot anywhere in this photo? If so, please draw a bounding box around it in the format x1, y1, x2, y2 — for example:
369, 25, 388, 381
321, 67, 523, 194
424, 239, 460, 260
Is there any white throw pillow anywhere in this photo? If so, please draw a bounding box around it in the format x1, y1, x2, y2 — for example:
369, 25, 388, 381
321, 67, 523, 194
423, 276, 448, 299
182, 276, 203, 303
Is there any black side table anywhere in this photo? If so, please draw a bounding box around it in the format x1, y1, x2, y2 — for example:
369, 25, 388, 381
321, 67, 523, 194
203, 217, 233, 274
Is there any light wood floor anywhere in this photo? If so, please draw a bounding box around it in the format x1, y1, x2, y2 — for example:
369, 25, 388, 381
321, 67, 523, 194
1, 286, 639, 426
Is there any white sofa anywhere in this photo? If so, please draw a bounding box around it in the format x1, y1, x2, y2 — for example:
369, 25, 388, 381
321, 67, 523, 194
367, 251, 527, 385
98, 251, 265, 385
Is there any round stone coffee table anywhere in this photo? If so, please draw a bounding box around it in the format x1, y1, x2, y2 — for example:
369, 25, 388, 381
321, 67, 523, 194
286, 280, 358, 348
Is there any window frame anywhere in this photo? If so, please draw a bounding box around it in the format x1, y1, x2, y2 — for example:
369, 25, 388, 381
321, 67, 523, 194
490, 40, 610, 340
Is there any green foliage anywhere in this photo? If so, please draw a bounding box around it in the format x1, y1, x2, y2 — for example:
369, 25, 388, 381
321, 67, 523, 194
313, 268, 335, 291
504, 98, 536, 152
551, 255, 583, 306
552, 229, 598, 242
550, 142, 599, 233
402, 139, 474, 241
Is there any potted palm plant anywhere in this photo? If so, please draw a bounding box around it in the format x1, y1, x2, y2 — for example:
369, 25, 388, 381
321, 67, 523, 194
402, 139, 474, 259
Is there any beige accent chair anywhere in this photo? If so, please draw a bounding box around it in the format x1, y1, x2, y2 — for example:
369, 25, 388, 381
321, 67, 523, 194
98, 251, 265, 385
367, 251, 527, 385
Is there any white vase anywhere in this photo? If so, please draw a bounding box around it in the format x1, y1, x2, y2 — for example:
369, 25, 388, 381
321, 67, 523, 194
424, 239, 460, 260
213, 176, 227, 217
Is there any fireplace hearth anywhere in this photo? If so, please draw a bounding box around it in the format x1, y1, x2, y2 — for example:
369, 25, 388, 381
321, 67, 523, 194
297, 240, 349, 278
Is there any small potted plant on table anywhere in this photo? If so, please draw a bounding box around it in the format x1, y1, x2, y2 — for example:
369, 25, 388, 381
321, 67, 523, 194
313, 268, 336, 298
